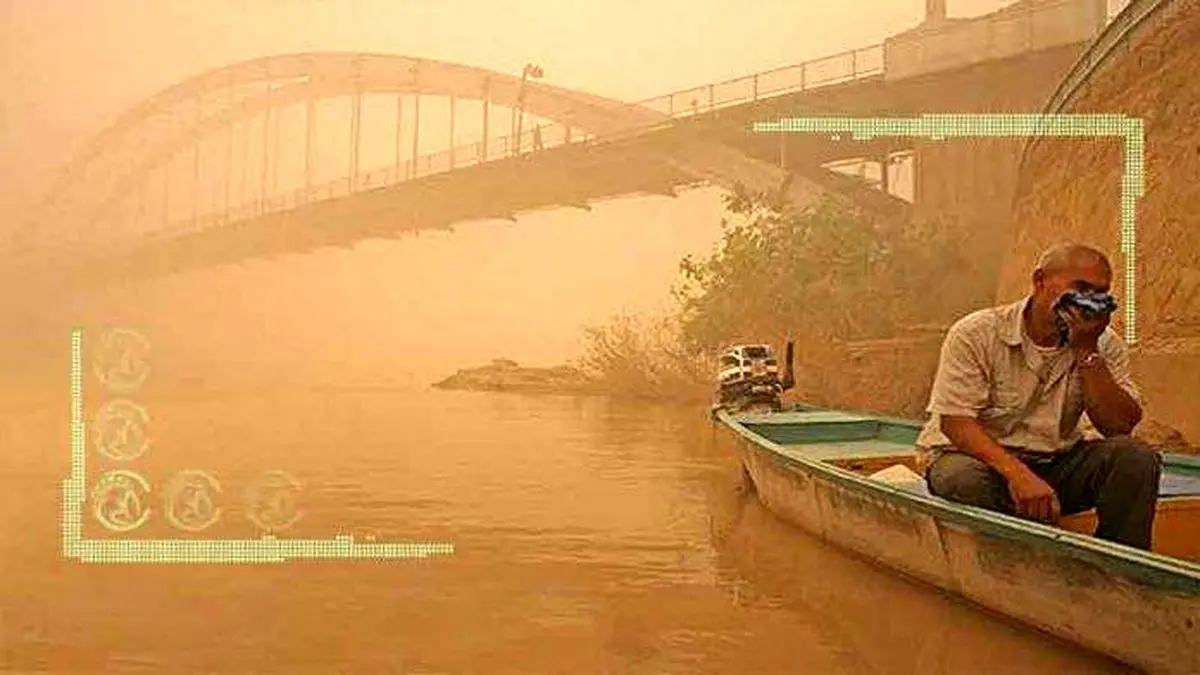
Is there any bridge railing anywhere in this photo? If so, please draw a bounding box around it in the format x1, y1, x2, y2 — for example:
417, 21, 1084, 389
1040, 0, 1173, 115
636, 45, 882, 116
136, 44, 882, 246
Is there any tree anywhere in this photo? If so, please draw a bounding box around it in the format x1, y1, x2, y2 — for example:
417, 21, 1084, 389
672, 184, 898, 351
575, 182, 996, 402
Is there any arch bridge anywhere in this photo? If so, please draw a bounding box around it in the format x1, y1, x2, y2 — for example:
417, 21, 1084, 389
22, 0, 1109, 283
23, 47, 908, 282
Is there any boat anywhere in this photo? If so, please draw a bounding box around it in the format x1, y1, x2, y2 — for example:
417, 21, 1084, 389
713, 405, 1200, 674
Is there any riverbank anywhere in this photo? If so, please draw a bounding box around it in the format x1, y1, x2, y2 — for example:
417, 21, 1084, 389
431, 358, 713, 403
432, 359, 601, 395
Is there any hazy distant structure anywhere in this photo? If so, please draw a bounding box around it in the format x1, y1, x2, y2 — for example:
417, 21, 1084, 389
10, 0, 1108, 293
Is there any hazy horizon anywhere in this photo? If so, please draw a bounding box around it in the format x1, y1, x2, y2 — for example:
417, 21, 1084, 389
0, 0, 1013, 382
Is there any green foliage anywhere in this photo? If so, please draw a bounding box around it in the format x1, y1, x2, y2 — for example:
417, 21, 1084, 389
673, 181, 997, 350
577, 182, 996, 400
673, 185, 898, 350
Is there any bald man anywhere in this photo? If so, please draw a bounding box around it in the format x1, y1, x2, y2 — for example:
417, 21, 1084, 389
916, 244, 1161, 549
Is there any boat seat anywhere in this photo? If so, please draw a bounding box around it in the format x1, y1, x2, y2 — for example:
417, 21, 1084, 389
1160, 472, 1200, 497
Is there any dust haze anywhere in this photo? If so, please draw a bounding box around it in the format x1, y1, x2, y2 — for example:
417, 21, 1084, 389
0, 0, 1007, 389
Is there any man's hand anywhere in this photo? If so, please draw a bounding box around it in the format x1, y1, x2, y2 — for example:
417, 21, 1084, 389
942, 416, 1063, 524
1060, 304, 1109, 354
1005, 467, 1061, 524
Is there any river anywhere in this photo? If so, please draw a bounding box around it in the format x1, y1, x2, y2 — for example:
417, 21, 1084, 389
0, 377, 1132, 674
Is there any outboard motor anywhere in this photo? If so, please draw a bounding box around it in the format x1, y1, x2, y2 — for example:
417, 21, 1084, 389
714, 341, 796, 413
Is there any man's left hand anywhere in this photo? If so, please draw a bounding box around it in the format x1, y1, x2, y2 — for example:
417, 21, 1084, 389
1061, 305, 1108, 353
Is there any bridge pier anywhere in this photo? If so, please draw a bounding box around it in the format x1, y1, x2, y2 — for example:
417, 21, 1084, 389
411, 95, 421, 179
350, 89, 362, 190
307, 98, 317, 192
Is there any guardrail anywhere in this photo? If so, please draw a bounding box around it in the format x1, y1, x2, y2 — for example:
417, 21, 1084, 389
102, 44, 883, 249
1019, 0, 1176, 168
884, 0, 1109, 82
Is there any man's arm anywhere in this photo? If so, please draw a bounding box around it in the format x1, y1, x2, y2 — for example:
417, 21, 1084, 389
1076, 333, 1143, 437
938, 416, 1061, 522
930, 322, 1060, 522
940, 417, 1030, 481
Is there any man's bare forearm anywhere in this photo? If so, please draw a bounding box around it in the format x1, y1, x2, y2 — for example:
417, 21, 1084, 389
940, 416, 1028, 481
1077, 359, 1142, 436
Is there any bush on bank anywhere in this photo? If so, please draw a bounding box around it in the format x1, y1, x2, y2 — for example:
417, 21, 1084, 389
579, 183, 991, 398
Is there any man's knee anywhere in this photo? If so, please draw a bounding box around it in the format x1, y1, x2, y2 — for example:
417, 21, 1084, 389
927, 452, 1013, 512
1087, 435, 1162, 486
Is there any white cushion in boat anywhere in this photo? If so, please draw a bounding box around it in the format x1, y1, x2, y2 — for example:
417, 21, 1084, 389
867, 464, 931, 495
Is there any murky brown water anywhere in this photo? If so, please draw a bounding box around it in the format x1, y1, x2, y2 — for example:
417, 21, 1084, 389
0, 377, 1133, 674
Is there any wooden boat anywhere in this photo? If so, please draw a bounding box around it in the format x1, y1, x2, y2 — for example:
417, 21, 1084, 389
714, 406, 1200, 675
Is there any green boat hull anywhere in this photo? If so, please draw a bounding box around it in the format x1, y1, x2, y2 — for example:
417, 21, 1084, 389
715, 407, 1200, 675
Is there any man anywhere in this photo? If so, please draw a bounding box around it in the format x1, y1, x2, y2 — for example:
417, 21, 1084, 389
917, 243, 1161, 549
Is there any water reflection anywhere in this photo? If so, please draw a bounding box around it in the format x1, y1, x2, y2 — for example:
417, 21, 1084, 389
0, 384, 1135, 674
694, 419, 1134, 675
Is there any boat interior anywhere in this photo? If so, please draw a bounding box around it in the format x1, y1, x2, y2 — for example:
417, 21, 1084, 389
736, 409, 1200, 563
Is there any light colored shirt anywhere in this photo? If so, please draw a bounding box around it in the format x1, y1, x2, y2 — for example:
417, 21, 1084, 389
916, 297, 1143, 454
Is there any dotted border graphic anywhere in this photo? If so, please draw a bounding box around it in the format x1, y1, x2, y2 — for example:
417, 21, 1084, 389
753, 114, 1144, 346
62, 327, 456, 564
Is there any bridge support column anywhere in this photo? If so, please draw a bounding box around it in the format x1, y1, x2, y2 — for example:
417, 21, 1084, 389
350, 89, 362, 190
224, 114, 233, 220
224, 72, 236, 221
481, 79, 490, 163
240, 121, 249, 210
307, 98, 316, 192
411, 95, 421, 178
192, 99, 201, 227
912, 136, 1024, 309
212, 142, 220, 221
394, 95, 403, 179
926, 0, 946, 23
260, 94, 271, 213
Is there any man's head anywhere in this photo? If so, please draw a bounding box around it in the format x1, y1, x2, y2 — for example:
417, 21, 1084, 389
1030, 243, 1113, 313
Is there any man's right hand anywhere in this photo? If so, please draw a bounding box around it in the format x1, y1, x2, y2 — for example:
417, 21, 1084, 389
1004, 468, 1061, 524
941, 416, 1063, 524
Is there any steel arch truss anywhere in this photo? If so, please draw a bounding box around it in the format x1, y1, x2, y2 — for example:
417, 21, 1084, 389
38, 52, 668, 245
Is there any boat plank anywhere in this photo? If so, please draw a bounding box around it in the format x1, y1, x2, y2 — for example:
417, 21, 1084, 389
779, 440, 916, 462
734, 410, 877, 425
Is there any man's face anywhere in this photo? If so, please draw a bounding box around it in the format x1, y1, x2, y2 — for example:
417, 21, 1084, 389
1034, 256, 1112, 309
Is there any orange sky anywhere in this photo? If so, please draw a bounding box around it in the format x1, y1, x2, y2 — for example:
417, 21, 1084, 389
0, 0, 1012, 382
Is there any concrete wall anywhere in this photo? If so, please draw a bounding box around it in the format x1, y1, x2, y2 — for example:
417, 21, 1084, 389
776, 6, 1200, 449
895, 45, 1084, 328
789, 336, 944, 420
884, 0, 1106, 81
1002, 1, 1200, 442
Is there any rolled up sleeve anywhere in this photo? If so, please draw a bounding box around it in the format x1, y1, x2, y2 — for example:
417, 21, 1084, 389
1100, 330, 1144, 406
927, 320, 990, 418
